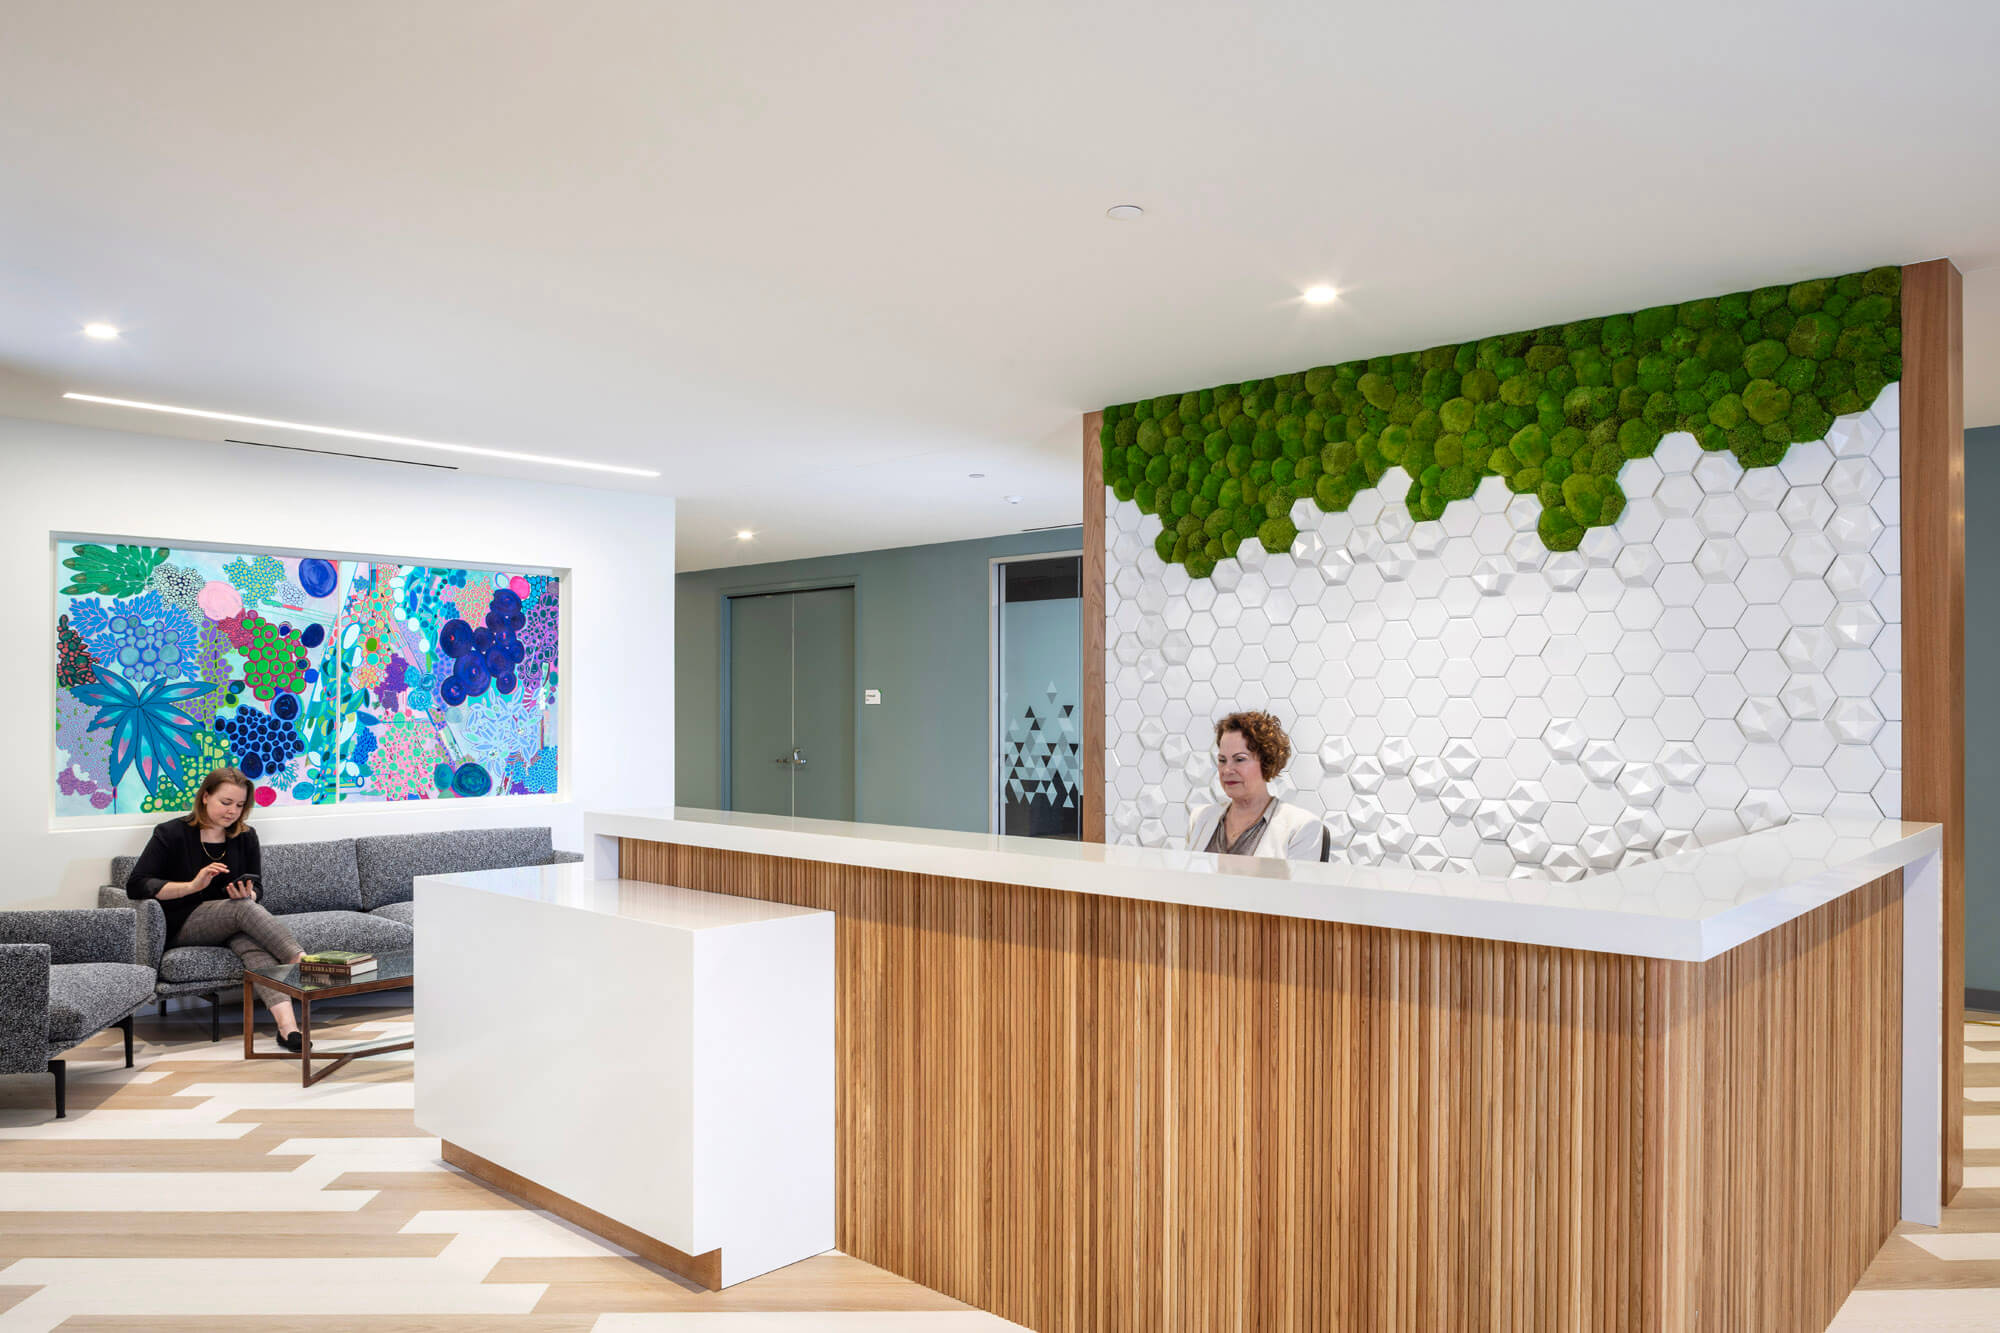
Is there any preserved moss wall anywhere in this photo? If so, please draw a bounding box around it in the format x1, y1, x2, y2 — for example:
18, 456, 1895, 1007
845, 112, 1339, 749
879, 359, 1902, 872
1100, 268, 1903, 575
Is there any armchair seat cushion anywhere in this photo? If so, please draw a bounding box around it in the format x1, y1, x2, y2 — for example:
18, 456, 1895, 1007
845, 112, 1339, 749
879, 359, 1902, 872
159, 946, 242, 984
370, 901, 416, 927
47, 962, 153, 1045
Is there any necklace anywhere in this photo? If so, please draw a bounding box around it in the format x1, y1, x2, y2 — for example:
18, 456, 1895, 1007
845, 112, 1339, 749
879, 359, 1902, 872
200, 838, 227, 862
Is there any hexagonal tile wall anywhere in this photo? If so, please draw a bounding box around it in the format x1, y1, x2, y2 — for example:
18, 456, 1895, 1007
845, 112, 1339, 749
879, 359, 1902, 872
1102, 387, 1903, 880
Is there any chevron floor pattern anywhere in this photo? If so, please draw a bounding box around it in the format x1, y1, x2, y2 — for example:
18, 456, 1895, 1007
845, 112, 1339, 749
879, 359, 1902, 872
0, 1002, 1022, 1333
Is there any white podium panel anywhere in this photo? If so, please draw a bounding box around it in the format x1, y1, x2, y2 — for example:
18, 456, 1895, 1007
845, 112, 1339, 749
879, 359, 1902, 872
415, 864, 834, 1286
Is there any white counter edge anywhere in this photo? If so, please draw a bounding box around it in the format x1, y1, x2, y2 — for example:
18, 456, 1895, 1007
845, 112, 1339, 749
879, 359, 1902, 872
585, 808, 1939, 964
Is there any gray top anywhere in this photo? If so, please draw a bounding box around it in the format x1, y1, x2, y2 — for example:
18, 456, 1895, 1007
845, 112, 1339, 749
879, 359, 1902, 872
1205, 799, 1279, 856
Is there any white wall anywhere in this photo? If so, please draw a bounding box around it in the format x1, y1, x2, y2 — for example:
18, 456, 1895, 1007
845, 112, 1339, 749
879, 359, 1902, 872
3, 415, 675, 907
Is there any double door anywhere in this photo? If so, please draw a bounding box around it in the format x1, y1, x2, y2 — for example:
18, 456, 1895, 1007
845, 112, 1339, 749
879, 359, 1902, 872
727, 586, 855, 820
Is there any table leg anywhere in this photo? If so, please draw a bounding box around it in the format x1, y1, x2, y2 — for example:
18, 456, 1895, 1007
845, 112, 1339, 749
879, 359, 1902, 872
241, 979, 253, 1060
299, 994, 313, 1087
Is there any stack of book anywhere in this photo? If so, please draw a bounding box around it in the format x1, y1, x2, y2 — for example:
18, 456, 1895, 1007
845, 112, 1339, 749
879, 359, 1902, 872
299, 950, 377, 980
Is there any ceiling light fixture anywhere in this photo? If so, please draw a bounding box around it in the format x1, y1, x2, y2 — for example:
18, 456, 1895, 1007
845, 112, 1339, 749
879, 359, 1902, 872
736, 529, 755, 541
1105, 204, 1144, 221
969, 472, 985, 479
1301, 285, 1339, 306
1003, 495, 1023, 505
60, 392, 660, 478
83, 323, 121, 340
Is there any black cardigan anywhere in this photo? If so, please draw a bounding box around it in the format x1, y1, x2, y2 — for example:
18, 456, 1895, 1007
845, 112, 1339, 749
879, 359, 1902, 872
126, 818, 264, 947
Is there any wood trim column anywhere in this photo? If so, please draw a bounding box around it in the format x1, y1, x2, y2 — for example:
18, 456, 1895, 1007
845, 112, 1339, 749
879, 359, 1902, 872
1902, 257, 1965, 1203
1082, 410, 1106, 843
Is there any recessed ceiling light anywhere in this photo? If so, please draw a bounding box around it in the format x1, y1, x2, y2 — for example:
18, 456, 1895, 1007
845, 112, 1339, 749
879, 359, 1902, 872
1301, 285, 1339, 306
969, 472, 985, 479
83, 323, 120, 340
59, 392, 660, 478
1105, 204, 1144, 221
1003, 495, 1023, 504
736, 529, 755, 541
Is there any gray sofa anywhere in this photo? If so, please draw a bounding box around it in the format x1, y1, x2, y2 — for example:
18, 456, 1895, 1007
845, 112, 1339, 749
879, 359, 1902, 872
0, 910, 153, 1117
100, 825, 582, 1038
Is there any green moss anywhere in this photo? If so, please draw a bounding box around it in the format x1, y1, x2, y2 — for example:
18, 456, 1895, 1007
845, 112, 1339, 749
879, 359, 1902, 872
1788, 311, 1842, 359
1742, 339, 1787, 378
1742, 379, 1792, 426
1103, 267, 1901, 576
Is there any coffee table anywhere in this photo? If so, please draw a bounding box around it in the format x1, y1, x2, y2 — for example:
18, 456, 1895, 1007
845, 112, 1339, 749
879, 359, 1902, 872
242, 951, 415, 1087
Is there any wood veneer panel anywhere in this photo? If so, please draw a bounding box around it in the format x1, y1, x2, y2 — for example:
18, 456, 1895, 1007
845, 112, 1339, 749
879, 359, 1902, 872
623, 839, 1903, 1332
440, 1140, 723, 1291
1081, 410, 1106, 843
1901, 257, 1965, 1204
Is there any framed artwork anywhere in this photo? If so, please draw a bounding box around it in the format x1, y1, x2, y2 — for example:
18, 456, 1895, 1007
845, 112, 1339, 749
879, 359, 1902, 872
53, 539, 561, 815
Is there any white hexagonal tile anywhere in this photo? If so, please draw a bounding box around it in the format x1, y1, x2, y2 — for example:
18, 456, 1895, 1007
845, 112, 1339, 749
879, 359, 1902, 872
1780, 673, 1835, 721
1827, 505, 1886, 555
1735, 696, 1789, 742
1828, 604, 1885, 649
1780, 486, 1835, 533
1505, 823, 1551, 864
1825, 554, 1885, 604
1739, 789, 1789, 832
1737, 510, 1790, 559
1823, 457, 1883, 507
1694, 538, 1748, 584
1781, 531, 1835, 580
1779, 440, 1834, 487
1738, 467, 1788, 511
1697, 493, 1748, 538
1828, 697, 1885, 745
1579, 739, 1623, 783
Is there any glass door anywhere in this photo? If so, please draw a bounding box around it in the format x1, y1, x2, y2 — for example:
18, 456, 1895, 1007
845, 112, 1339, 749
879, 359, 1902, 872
993, 553, 1083, 838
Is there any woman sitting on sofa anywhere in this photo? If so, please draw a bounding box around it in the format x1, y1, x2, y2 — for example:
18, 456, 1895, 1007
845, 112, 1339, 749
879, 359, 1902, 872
127, 768, 309, 1050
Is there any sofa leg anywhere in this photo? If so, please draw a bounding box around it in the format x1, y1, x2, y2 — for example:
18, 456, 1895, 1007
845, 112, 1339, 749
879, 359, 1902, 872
51, 1060, 65, 1119
157, 999, 166, 1022
121, 1014, 135, 1068
206, 993, 220, 1044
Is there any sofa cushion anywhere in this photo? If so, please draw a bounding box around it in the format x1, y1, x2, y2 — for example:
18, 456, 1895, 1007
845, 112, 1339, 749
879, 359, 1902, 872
259, 839, 363, 914
355, 826, 556, 909
158, 911, 411, 985
159, 945, 242, 984
47, 962, 154, 1044
110, 855, 138, 890
285, 910, 412, 955
371, 901, 417, 927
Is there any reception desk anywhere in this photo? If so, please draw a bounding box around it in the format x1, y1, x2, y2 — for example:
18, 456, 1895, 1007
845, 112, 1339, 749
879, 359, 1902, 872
413, 865, 835, 1289
585, 806, 1940, 1332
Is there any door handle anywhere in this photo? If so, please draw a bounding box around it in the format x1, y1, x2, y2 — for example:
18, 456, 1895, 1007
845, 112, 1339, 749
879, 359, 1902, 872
775, 747, 807, 768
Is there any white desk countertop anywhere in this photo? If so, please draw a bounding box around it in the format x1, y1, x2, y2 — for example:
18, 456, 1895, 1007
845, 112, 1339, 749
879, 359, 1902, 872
585, 807, 1941, 963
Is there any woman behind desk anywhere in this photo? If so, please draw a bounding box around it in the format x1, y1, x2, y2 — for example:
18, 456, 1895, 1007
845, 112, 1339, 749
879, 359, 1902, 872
1187, 710, 1331, 860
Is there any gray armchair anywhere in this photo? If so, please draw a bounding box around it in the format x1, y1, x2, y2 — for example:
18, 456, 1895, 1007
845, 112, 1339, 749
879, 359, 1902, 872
0, 910, 154, 1117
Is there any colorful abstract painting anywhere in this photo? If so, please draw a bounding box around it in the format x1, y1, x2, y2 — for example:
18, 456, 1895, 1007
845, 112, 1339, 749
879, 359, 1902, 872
52, 541, 560, 815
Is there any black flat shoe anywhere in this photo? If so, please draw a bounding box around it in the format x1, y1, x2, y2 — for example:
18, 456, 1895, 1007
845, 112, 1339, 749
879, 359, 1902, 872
279, 1030, 303, 1053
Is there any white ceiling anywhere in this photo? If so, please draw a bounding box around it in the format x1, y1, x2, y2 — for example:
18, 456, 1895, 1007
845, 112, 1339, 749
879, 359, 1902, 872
3, 1, 1998, 572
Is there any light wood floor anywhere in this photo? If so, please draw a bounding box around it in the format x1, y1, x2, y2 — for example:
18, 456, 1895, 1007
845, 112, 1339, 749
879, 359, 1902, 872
0, 1001, 1019, 1333
1828, 1012, 2000, 1330
1, 1001, 1995, 1331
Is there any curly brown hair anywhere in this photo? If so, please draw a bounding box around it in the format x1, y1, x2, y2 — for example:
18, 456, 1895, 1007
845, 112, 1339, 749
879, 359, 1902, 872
1213, 711, 1292, 780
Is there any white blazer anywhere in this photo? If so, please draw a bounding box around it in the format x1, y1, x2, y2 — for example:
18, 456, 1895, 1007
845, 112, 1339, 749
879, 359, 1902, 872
1187, 799, 1328, 861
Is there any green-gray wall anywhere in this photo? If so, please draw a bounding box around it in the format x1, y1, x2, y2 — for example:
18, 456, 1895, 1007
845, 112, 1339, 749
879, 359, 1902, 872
1969, 426, 2000, 993
676, 528, 1085, 832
